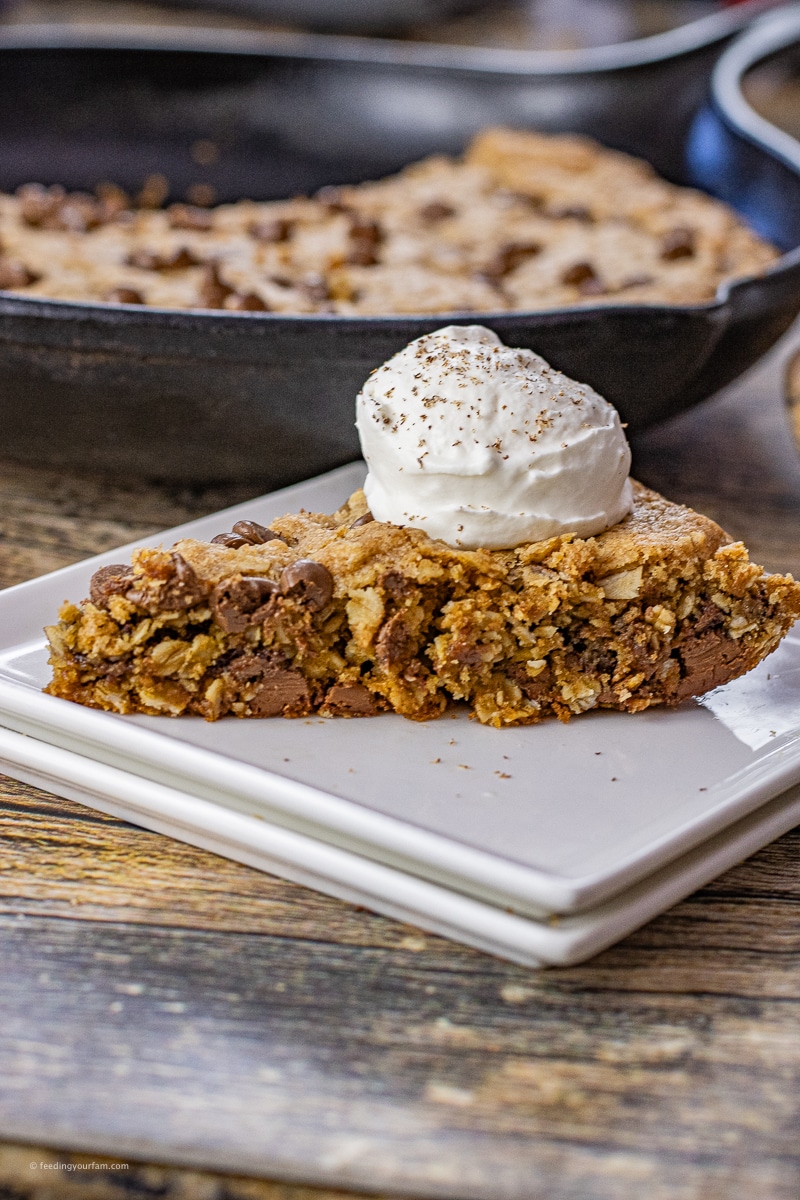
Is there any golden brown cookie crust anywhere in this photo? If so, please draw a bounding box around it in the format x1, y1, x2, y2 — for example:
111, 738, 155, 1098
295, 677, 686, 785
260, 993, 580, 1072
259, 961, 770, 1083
1, 128, 777, 315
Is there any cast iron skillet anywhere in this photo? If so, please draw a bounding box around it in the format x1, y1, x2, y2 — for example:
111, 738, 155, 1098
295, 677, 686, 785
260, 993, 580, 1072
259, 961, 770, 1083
0, 16, 799, 484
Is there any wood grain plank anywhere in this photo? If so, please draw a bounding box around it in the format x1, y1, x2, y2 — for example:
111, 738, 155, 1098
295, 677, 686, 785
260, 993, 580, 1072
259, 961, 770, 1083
0, 1141, 405, 1200
0, 908, 798, 1199
0, 776, 433, 947
1, 775, 800, 1198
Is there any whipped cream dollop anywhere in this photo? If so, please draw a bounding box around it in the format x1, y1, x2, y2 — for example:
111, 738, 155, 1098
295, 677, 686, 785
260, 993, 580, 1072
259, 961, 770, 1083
355, 325, 633, 550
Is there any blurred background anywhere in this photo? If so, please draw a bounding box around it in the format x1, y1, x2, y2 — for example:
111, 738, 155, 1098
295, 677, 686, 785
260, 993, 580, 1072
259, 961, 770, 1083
0, 0, 784, 45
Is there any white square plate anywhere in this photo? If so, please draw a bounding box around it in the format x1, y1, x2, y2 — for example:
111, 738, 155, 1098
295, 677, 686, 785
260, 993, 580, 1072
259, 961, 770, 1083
1, 724, 799, 967
0, 462, 799, 929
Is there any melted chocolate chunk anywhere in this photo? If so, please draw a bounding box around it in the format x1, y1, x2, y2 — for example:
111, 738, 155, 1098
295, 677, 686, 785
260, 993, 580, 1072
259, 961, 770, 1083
225, 650, 313, 717
511, 663, 555, 702
447, 638, 485, 667
351, 512, 374, 528
380, 571, 413, 599
675, 630, 743, 701
279, 560, 333, 611
210, 575, 277, 633
323, 682, 379, 717
163, 553, 207, 609
375, 611, 416, 669
89, 563, 135, 610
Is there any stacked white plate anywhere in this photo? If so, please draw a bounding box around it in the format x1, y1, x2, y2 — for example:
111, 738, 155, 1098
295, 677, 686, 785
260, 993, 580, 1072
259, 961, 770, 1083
1, 463, 799, 966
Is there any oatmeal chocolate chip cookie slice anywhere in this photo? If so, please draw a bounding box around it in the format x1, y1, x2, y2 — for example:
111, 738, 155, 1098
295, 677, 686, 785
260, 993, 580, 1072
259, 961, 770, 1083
44, 483, 800, 726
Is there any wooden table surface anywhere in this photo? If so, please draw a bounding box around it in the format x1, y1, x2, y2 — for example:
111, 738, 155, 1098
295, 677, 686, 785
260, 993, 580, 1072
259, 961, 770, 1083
1, 328, 800, 1200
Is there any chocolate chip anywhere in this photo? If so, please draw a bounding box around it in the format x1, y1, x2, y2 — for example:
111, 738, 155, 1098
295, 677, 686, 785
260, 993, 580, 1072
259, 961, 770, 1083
127, 246, 202, 271
89, 563, 135, 609
376, 611, 415, 669
168, 553, 206, 607
16, 183, 106, 232
484, 241, 542, 281
561, 261, 598, 286
419, 201, 456, 223
448, 638, 484, 667
127, 552, 206, 611
350, 217, 382, 243
105, 287, 144, 305
351, 512, 374, 527
197, 262, 233, 309
380, 571, 413, 598
211, 532, 249, 548
348, 217, 383, 266
227, 291, 269, 312
168, 203, 213, 231
323, 681, 379, 717
16, 182, 64, 226
0, 258, 41, 289
210, 575, 278, 633
168, 246, 203, 269
231, 520, 283, 544
279, 559, 333, 611
661, 227, 696, 260
347, 242, 380, 267
225, 650, 313, 717
249, 218, 292, 242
